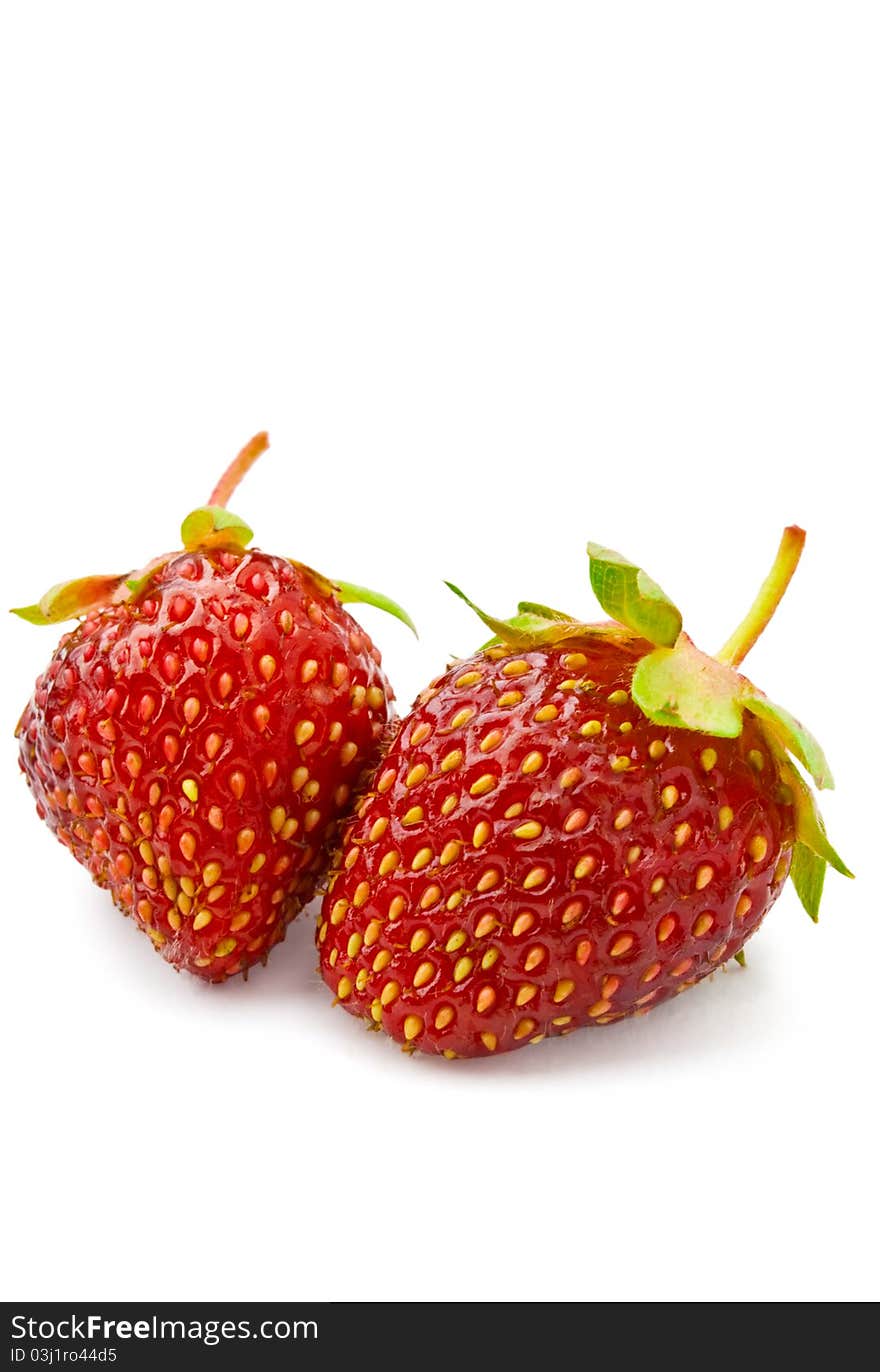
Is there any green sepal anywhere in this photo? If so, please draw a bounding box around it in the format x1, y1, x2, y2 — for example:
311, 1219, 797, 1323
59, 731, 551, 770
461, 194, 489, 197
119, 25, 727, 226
180, 505, 253, 552
587, 543, 682, 647
734, 950, 747, 967
516, 601, 577, 623
631, 636, 744, 738
782, 762, 852, 879
11, 574, 130, 625
742, 692, 834, 791
790, 843, 826, 923
333, 580, 417, 636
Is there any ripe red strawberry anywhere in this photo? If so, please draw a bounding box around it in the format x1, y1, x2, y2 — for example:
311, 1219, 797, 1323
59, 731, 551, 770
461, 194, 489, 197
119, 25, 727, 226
318, 530, 850, 1056
14, 433, 413, 980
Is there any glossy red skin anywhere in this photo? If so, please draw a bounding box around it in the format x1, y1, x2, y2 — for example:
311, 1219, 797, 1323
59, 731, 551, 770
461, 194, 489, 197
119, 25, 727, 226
318, 637, 795, 1056
17, 548, 392, 980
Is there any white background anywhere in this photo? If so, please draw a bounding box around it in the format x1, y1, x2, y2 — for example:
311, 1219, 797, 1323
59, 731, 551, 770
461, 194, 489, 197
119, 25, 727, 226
1, 3, 877, 1303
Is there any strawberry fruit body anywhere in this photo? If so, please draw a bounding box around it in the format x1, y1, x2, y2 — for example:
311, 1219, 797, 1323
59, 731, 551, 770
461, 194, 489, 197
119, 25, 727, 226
14, 433, 413, 980
318, 531, 849, 1057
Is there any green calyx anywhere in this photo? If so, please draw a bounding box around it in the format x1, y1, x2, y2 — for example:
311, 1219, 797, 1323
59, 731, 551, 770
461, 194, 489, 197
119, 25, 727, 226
446, 526, 851, 919
11, 431, 416, 636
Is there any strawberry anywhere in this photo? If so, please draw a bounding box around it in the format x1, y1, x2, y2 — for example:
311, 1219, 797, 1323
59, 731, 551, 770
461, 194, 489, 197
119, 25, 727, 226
318, 529, 850, 1057
14, 432, 414, 980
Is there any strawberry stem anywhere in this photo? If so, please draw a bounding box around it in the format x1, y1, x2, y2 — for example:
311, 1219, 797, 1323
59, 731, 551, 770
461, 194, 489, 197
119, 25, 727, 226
209, 432, 269, 507
716, 526, 806, 668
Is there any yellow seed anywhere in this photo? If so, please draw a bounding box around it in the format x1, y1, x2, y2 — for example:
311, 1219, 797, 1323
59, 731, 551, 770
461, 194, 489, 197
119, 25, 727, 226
163, 877, 178, 901
608, 689, 628, 705
514, 1018, 536, 1040
411, 846, 433, 872
648, 739, 666, 760
473, 821, 492, 848
700, 748, 718, 772
372, 950, 392, 973
626, 845, 642, 866
480, 1032, 498, 1052
202, 861, 222, 888
440, 840, 462, 867
214, 937, 236, 958
497, 690, 523, 707
413, 961, 434, 989
455, 669, 483, 688
403, 1015, 423, 1042
650, 876, 666, 894
611, 890, 630, 916
453, 956, 474, 983
560, 766, 581, 789
441, 795, 458, 817
469, 773, 497, 797
516, 984, 537, 1007
401, 806, 424, 827
180, 876, 195, 897
719, 805, 734, 831
230, 912, 250, 933
581, 720, 601, 738
657, 915, 676, 942
673, 822, 692, 849
364, 920, 382, 947
367, 686, 385, 710
182, 779, 199, 803
353, 881, 370, 907
693, 913, 714, 937
380, 981, 400, 1007
369, 817, 389, 843
588, 999, 611, 1018
661, 785, 679, 809
502, 659, 530, 677
695, 864, 714, 890
512, 911, 535, 937
435, 1006, 455, 1030
610, 756, 630, 773
167, 910, 182, 932
340, 741, 357, 764
474, 913, 497, 938
476, 868, 500, 892
448, 706, 476, 730
563, 652, 588, 670
619, 722, 633, 734
420, 884, 442, 910
410, 928, 430, 953
355, 969, 369, 991
294, 720, 315, 746
524, 946, 546, 972
270, 805, 286, 834
441, 749, 463, 773
378, 850, 400, 877
522, 866, 548, 890
258, 654, 277, 683
370, 999, 383, 1023
613, 808, 634, 831
610, 933, 634, 957
534, 703, 559, 722
521, 750, 544, 775
552, 1016, 572, 1027
481, 948, 500, 971
574, 854, 596, 880
736, 893, 753, 921
206, 884, 226, 904
406, 763, 429, 788
208, 806, 224, 831
388, 896, 406, 920
513, 820, 543, 840
748, 749, 765, 771
445, 929, 467, 953
476, 986, 496, 1014
553, 979, 575, 1004
505, 802, 525, 819
446, 891, 464, 910
346, 932, 363, 958
749, 834, 768, 862
480, 729, 504, 752
291, 766, 309, 792
336, 976, 353, 1001
330, 899, 348, 926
